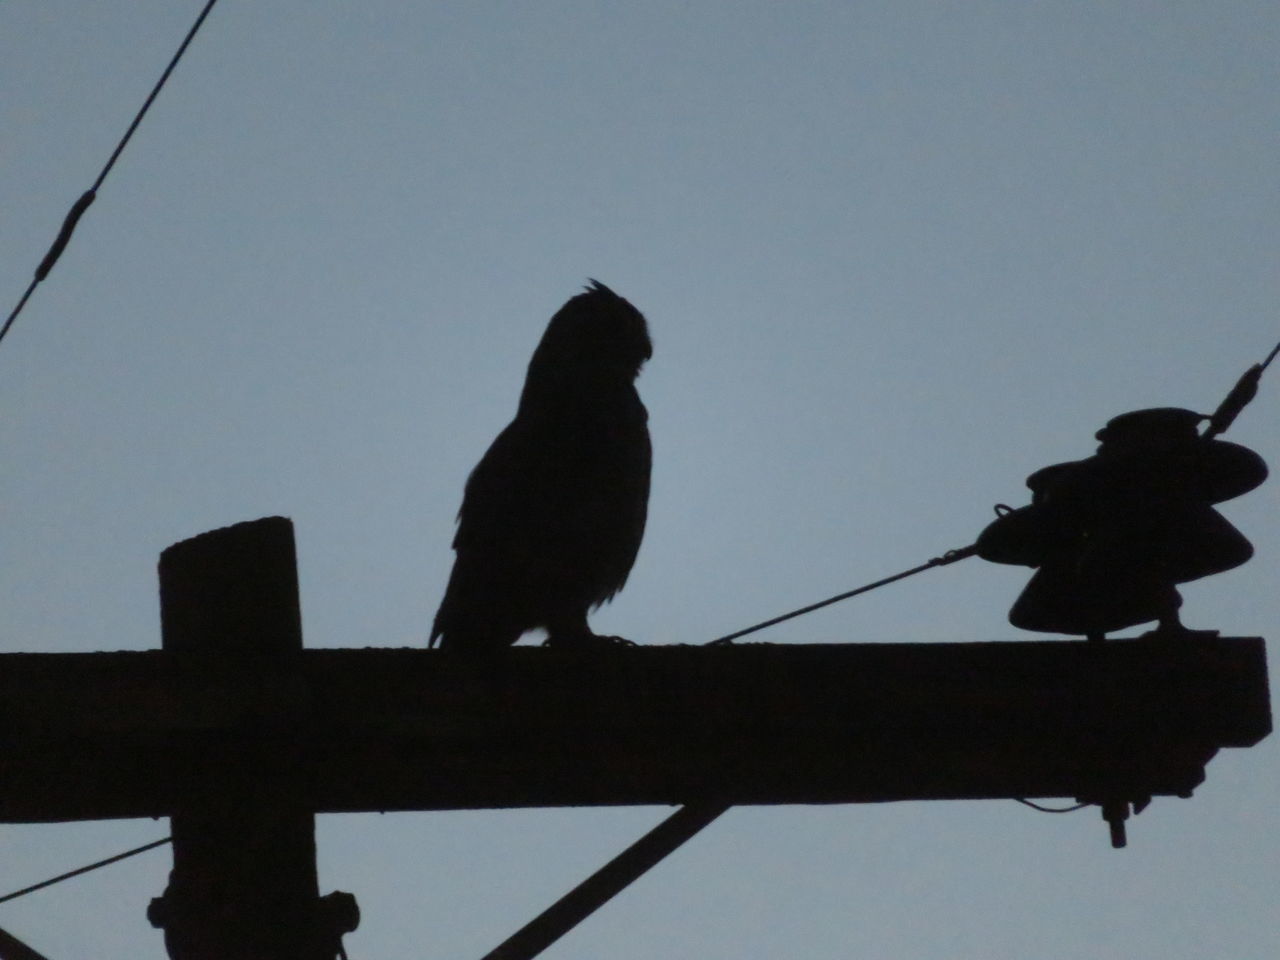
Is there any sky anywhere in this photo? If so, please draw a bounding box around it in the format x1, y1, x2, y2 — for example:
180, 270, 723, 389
0, 1, 1277, 957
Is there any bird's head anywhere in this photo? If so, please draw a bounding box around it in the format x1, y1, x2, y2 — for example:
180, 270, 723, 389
527, 280, 652, 384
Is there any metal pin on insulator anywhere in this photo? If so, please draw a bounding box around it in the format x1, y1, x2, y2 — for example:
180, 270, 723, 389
1101, 800, 1129, 848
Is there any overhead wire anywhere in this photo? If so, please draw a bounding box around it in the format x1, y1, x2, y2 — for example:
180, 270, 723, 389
706, 544, 977, 645
0, 0, 223, 351
0, 837, 171, 906
0, 0, 216, 936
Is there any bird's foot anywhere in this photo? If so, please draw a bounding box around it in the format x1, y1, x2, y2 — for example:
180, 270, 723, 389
542, 632, 638, 651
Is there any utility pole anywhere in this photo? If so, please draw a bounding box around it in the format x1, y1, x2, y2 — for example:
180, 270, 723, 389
0, 516, 1268, 958
144, 517, 357, 960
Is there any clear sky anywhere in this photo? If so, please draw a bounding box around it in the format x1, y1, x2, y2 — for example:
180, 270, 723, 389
1, 2, 1277, 957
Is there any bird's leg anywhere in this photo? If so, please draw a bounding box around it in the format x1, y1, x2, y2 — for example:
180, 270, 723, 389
543, 610, 637, 650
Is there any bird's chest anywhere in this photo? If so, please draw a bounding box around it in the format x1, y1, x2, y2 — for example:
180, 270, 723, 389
544, 412, 648, 479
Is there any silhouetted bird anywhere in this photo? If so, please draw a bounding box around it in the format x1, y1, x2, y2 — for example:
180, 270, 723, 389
430, 280, 652, 652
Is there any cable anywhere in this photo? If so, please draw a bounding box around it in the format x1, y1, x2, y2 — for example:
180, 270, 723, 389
1265, 339, 1280, 370
0, 0, 222, 350
706, 544, 977, 645
1014, 799, 1088, 814
0, 837, 171, 906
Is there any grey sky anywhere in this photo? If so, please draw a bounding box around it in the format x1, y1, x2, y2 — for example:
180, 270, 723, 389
1, 2, 1277, 957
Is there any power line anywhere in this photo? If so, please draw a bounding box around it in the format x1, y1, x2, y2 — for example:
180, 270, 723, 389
0, 837, 171, 906
0, 0, 223, 351
706, 544, 977, 645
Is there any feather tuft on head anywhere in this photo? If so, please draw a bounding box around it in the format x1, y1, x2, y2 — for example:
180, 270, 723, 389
585, 278, 619, 298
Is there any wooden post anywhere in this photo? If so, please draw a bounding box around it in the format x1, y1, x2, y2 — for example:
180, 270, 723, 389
147, 517, 356, 960
481, 803, 729, 960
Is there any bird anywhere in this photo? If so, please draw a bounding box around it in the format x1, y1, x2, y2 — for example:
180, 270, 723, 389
430, 280, 652, 652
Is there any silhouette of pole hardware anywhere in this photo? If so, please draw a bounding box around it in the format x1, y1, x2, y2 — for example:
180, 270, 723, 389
974, 344, 1275, 642
716, 342, 1277, 652
968, 347, 1275, 844
703, 348, 1275, 847
0, 517, 1269, 955
976, 407, 1267, 640
145, 518, 359, 960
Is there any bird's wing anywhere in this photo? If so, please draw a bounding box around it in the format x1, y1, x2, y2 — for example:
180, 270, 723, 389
452, 417, 562, 558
